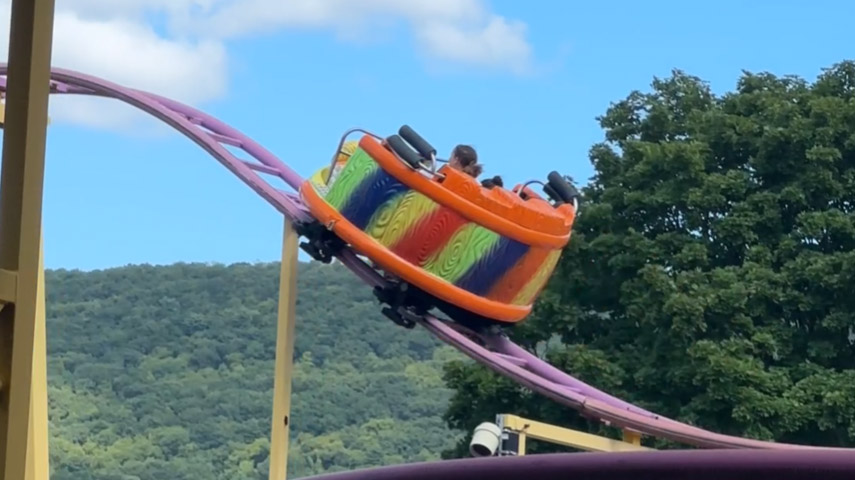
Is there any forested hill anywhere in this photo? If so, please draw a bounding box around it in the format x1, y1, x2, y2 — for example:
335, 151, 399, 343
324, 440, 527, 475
44, 261, 464, 480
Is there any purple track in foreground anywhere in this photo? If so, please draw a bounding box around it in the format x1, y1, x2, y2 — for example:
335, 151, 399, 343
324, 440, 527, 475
8, 64, 851, 468
300, 450, 855, 480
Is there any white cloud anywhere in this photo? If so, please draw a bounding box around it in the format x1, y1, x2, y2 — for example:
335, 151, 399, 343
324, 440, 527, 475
0, 0, 226, 131
417, 15, 532, 74
0, 0, 533, 131
51, 13, 227, 104
176, 0, 532, 73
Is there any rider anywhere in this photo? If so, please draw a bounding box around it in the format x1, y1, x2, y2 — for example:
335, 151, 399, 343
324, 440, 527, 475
446, 144, 506, 189
447, 144, 483, 178
481, 175, 504, 189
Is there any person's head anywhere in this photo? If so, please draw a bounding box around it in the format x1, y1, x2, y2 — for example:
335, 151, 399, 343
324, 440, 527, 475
481, 175, 504, 189
448, 144, 482, 177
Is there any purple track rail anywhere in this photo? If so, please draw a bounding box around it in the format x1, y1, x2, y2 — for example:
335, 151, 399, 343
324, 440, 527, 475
5, 64, 847, 468
299, 450, 855, 480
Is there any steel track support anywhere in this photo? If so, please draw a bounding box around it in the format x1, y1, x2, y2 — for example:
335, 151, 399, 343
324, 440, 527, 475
622, 429, 642, 446
0, 0, 55, 477
517, 431, 527, 456
498, 414, 651, 455
269, 219, 299, 480
26, 235, 47, 480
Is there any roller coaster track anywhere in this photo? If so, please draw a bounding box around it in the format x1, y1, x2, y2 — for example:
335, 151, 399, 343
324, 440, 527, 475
4, 64, 839, 453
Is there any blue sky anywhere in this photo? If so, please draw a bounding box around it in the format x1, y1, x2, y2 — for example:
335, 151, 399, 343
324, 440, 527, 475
12, 0, 852, 270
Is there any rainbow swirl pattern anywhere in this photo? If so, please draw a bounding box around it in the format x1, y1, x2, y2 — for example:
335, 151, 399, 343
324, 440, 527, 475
308, 147, 563, 307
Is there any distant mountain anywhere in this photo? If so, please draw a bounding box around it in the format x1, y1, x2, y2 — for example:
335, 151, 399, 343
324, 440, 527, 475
45, 261, 464, 480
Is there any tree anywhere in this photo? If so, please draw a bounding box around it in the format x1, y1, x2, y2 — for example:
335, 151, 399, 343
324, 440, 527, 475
442, 61, 855, 457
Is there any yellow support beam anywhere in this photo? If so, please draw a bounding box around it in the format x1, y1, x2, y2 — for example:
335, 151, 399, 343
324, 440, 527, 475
268, 219, 299, 480
517, 432, 527, 456
0, 269, 17, 305
499, 415, 651, 454
622, 429, 642, 446
25, 234, 48, 480
0, 0, 56, 478
0, 96, 50, 128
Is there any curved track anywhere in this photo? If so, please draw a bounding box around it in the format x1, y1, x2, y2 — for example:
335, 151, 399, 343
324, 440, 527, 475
4, 64, 841, 455
298, 450, 855, 480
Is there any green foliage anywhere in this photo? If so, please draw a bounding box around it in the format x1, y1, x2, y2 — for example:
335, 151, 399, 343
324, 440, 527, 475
443, 60, 855, 456
45, 261, 463, 479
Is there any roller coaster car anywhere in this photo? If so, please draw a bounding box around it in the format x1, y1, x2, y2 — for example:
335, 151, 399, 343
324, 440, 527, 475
297, 125, 580, 330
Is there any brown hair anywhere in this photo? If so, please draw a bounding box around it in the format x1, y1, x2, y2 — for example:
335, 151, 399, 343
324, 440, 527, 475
451, 144, 482, 177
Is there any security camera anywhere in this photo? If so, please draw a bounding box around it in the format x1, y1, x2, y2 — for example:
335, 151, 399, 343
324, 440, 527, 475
469, 422, 502, 457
